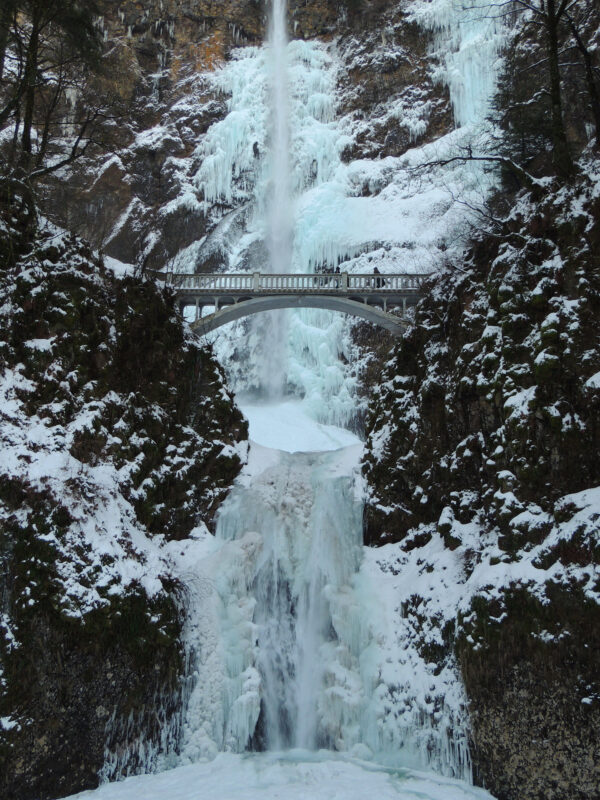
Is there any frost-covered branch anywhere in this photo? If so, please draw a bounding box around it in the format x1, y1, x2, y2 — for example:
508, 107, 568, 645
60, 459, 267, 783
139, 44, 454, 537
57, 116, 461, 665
410, 150, 541, 194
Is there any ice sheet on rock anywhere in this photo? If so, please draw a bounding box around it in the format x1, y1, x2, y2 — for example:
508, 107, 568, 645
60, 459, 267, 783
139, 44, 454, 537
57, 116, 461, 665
354, 536, 472, 777
165, 526, 262, 762
173, 402, 470, 778
409, 0, 505, 128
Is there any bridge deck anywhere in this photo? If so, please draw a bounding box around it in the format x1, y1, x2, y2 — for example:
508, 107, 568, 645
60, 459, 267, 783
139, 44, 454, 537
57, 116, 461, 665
163, 272, 426, 301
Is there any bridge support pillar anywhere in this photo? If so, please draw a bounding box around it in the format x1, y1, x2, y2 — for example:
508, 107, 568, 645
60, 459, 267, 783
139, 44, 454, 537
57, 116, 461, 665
195, 299, 201, 322
402, 298, 407, 316
214, 297, 220, 312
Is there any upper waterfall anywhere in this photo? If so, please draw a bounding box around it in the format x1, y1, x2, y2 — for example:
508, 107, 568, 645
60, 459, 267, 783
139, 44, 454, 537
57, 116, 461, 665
267, 0, 293, 277
256, 0, 293, 399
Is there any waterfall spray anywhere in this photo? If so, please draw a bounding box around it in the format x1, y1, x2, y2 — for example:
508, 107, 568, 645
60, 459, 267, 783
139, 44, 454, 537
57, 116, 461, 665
256, 0, 293, 398
268, 0, 293, 275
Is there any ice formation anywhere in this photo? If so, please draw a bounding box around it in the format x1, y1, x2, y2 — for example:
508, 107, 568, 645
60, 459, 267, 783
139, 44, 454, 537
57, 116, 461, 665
173, 425, 471, 779
98, 0, 507, 794
169, 0, 507, 784
189, 0, 505, 426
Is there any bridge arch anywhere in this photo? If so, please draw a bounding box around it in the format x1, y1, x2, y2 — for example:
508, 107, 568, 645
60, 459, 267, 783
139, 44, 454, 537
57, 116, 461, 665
158, 271, 427, 338
189, 295, 407, 336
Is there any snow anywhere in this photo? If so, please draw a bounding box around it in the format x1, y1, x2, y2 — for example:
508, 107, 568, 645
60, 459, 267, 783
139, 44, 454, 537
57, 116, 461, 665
585, 371, 600, 389
239, 399, 362, 452
103, 255, 135, 277
65, 751, 494, 800
0, 360, 171, 614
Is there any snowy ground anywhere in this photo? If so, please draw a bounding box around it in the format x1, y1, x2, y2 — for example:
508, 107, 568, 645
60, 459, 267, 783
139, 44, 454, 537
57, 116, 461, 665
65, 751, 494, 800
239, 399, 361, 452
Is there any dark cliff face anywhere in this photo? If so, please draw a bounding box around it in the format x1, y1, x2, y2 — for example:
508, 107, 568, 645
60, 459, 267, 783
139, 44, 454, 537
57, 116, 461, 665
362, 173, 600, 800
0, 215, 247, 799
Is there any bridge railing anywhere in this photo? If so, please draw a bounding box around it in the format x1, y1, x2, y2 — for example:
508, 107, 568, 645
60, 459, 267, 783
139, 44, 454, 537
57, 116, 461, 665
347, 274, 423, 290
168, 274, 255, 291
160, 272, 428, 293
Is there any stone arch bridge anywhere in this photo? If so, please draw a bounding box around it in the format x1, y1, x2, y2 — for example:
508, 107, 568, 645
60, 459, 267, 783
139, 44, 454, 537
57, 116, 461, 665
157, 272, 428, 337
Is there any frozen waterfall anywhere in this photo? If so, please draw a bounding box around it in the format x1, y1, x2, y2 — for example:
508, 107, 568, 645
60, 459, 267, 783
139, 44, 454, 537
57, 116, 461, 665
89, 1, 509, 799
174, 426, 472, 779
174, 0, 506, 784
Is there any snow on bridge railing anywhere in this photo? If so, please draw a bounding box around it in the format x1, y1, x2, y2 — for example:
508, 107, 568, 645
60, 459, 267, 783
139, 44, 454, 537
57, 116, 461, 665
154, 272, 429, 293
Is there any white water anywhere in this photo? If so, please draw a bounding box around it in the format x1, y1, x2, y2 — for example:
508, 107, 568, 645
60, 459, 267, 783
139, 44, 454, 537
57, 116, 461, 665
267, 0, 293, 275
256, 0, 293, 398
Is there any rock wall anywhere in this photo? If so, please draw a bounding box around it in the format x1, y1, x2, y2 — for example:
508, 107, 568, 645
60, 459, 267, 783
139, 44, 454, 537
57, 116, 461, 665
42, 0, 451, 273
0, 212, 247, 799
362, 171, 600, 800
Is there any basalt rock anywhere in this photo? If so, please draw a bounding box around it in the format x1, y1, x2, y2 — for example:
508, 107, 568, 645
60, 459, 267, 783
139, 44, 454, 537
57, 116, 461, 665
362, 171, 600, 799
40, 0, 451, 272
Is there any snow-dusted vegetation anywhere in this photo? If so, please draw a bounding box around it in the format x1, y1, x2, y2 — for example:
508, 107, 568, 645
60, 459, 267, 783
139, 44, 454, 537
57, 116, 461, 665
363, 169, 600, 797
0, 219, 246, 798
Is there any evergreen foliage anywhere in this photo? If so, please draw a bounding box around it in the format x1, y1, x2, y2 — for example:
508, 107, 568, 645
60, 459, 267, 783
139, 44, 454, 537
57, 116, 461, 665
489, 0, 600, 177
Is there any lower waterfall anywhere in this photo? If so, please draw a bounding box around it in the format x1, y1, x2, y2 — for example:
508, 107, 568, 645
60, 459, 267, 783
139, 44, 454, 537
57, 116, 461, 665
171, 405, 473, 781
217, 443, 364, 753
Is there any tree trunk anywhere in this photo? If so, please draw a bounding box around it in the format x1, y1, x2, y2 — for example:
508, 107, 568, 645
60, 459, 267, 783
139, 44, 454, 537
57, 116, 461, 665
20, 15, 41, 163
0, 3, 13, 81
546, 0, 574, 177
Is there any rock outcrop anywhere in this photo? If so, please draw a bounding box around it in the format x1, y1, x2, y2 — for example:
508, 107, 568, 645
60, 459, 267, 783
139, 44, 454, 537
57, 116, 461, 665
42, 0, 452, 273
